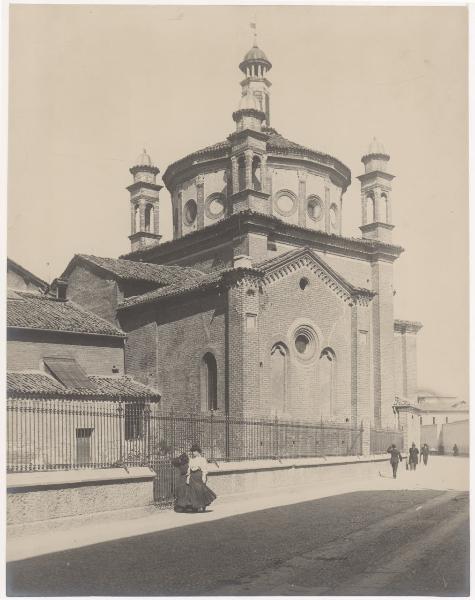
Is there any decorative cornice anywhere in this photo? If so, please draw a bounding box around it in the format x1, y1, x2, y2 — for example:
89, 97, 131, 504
357, 171, 395, 183
360, 222, 395, 232
120, 210, 405, 265
232, 108, 266, 123
260, 249, 375, 307
163, 128, 351, 191
228, 129, 269, 144
126, 181, 162, 194
394, 319, 423, 334
393, 396, 420, 412
230, 189, 271, 203
129, 164, 160, 176
128, 232, 162, 243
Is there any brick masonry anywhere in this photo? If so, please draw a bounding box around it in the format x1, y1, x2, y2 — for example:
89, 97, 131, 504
7, 330, 124, 377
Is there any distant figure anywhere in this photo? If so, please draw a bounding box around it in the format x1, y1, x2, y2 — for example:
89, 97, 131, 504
453, 443, 459, 457
387, 443, 403, 479
420, 443, 430, 466
408, 442, 419, 471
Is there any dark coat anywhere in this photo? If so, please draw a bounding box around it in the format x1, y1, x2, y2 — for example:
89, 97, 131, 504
409, 446, 419, 464
387, 447, 403, 465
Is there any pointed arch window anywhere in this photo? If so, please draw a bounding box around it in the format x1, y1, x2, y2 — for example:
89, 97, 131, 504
203, 353, 218, 411
271, 343, 288, 414
319, 348, 336, 417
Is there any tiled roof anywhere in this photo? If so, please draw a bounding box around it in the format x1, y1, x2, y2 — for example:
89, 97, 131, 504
7, 371, 161, 401
120, 247, 374, 310
162, 128, 351, 187
7, 291, 125, 337
66, 254, 203, 286
122, 209, 405, 263
119, 267, 262, 310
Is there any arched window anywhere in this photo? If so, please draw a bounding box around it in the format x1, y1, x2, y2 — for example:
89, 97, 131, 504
271, 343, 288, 413
238, 156, 246, 191
381, 193, 389, 223
203, 353, 218, 411
144, 205, 154, 233
134, 205, 140, 233
252, 155, 261, 191
365, 194, 375, 223
319, 348, 336, 417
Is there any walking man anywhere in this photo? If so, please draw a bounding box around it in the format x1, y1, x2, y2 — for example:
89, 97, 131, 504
408, 442, 419, 471
387, 443, 403, 479
420, 443, 430, 466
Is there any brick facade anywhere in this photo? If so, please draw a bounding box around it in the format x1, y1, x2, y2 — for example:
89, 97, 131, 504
7, 330, 124, 377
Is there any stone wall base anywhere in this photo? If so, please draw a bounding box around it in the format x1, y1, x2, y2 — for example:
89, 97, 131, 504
7, 467, 156, 532
208, 455, 390, 497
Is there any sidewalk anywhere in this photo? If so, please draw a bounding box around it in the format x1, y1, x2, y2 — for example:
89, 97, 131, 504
7, 456, 468, 563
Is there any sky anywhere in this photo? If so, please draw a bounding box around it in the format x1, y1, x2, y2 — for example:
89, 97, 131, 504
8, 5, 468, 401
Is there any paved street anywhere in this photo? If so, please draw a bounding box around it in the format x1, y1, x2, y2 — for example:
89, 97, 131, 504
7, 457, 469, 596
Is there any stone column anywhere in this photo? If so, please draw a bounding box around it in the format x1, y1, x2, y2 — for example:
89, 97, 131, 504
130, 203, 136, 235
245, 149, 253, 190
196, 174, 205, 228
386, 192, 392, 224
231, 156, 239, 194
139, 200, 146, 232
361, 193, 367, 226
260, 155, 268, 193
374, 189, 382, 223
298, 170, 307, 227
324, 185, 330, 233
153, 202, 160, 236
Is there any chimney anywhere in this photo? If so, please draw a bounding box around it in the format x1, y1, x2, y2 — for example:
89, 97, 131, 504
54, 279, 68, 301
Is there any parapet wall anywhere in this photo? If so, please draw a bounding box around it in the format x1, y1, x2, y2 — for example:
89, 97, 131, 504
7, 455, 394, 536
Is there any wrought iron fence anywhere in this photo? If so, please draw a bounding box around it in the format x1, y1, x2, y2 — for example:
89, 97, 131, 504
7, 398, 367, 473
370, 426, 405, 454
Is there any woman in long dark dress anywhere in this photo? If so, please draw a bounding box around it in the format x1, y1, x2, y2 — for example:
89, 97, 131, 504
187, 444, 217, 512
172, 453, 193, 511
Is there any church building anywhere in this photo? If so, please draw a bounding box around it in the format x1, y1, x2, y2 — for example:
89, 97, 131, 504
62, 42, 422, 429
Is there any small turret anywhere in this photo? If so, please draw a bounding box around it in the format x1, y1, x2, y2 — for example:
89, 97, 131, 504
232, 87, 265, 132
357, 137, 395, 243
127, 149, 162, 252
238, 42, 272, 126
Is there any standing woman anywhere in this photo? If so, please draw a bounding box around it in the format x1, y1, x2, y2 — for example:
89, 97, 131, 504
188, 443, 217, 512
172, 453, 193, 512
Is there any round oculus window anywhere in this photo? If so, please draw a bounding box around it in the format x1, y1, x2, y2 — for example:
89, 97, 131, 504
205, 194, 225, 219
184, 199, 198, 225
293, 325, 317, 361
307, 196, 323, 221
295, 334, 309, 354
274, 190, 297, 217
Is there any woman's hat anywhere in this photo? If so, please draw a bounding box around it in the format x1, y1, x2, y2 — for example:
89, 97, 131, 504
190, 443, 202, 453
